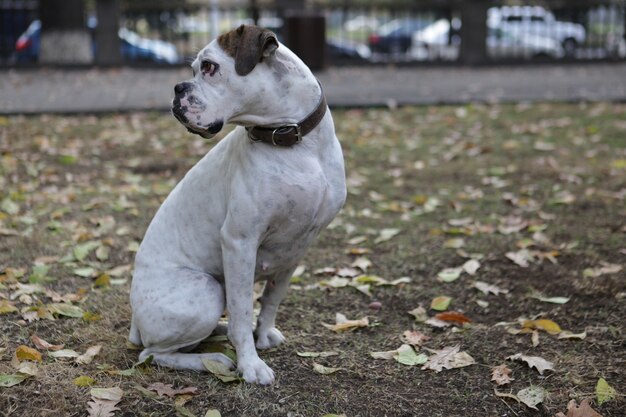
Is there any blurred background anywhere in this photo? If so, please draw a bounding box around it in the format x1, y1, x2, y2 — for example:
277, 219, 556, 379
1, 0, 625, 69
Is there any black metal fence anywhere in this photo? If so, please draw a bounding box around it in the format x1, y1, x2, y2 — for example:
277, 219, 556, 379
1, 0, 625, 66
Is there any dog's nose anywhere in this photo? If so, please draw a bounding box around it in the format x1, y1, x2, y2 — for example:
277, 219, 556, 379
174, 82, 192, 95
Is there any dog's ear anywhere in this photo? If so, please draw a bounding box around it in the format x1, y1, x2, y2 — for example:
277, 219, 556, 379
218, 25, 279, 76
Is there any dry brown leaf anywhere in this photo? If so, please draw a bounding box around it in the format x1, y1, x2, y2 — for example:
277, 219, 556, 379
422, 345, 475, 372
87, 398, 120, 417
555, 399, 604, 417
401, 330, 430, 347
147, 382, 199, 398
434, 311, 472, 325
31, 335, 64, 351
491, 364, 514, 386
88, 387, 123, 417
507, 353, 554, 375
76, 345, 102, 365
322, 313, 369, 332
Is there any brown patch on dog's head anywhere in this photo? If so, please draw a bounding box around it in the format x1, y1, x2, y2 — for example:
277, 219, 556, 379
217, 25, 279, 76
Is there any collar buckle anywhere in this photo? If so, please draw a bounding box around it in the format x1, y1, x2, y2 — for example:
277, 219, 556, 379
271, 123, 301, 146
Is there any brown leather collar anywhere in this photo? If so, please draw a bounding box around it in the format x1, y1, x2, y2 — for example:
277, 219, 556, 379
245, 83, 327, 147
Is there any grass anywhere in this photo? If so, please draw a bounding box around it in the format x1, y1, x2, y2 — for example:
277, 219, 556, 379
0, 103, 625, 417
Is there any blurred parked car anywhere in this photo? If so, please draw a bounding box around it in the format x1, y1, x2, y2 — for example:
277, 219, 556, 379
15, 19, 179, 63
410, 19, 564, 60
488, 6, 586, 56
368, 18, 430, 54
343, 15, 380, 33
327, 38, 371, 61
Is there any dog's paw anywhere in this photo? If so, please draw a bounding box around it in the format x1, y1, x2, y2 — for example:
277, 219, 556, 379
238, 357, 275, 385
255, 327, 286, 350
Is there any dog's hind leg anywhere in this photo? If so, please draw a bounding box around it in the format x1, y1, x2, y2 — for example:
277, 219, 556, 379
131, 267, 228, 372
139, 348, 234, 371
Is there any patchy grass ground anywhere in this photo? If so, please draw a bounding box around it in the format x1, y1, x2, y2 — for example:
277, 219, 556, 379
1, 103, 625, 417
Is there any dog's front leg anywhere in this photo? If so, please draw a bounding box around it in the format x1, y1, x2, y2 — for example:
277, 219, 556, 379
254, 267, 294, 349
221, 232, 275, 385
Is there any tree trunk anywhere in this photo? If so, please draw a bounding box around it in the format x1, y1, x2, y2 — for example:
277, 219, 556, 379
95, 0, 122, 65
39, 0, 93, 64
459, 0, 489, 65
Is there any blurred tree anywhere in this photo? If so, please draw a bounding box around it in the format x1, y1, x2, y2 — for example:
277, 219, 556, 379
39, 0, 93, 63
95, 0, 122, 65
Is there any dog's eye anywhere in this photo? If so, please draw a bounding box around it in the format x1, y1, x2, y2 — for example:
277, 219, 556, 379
201, 60, 219, 77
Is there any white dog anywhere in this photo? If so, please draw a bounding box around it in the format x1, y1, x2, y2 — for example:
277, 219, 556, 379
129, 25, 346, 385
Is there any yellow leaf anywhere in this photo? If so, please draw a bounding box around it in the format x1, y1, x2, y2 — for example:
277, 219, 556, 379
0, 300, 18, 314
522, 319, 561, 335
74, 375, 96, 387
430, 296, 452, 311
596, 377, 616, 405
94, 274, 111, 288
15, 345, 42, 362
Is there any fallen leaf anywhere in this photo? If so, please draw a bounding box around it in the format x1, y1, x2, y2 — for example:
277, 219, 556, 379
0, 300, 18, 314
147, 382, 199, 398
558, 331, 587, 340
555, 399, 603, 417
462, 259, 481, 275
583, 263, 622, 278
73, 267, 98, 278
312, 362, 341, 375
491, 364, 514, 385
422, 345, 475, 372
322, 313, 369, 332
443, 238, 465, 249
87, 396, 121, 417
370, 350, 397, 360
517, 386, 546, 410
76, 345, 102, 365
48, 349, 80, 359
351, 257, 372, 272
434, 311, 471, 325
507, 353, 554, 375
532, 295, 570, 304
522, 319, 562, 335
48, 303, 85, 318
395, 344, 428, 366
31, 335, 64, 351
408, 306, 428, 322
91, 387, 123, 401
596, 377, 616, 406
437, 267, 462, 282
74, 376, 96, 387
204, 410, 222, 417
506, 249, 533, 267
374, 228, 401, 243
336, 267, 360, 278
0, 373, 30, 387
15, 345, 42, 362
430, 296, 452, 311
201, 359, 241, 383
73, 240, 101, 262
473, 281, 508, 296
494, 388, 520, 403
401, 330, 430, 347
296, 351, 339, 358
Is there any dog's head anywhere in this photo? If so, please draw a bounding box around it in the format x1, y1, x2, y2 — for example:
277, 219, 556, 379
172, 25, 279, 139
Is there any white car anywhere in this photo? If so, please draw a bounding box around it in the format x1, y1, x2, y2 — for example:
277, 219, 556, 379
487, 27, 564, 59
410, 19, 563, 60
488, 6, 586, 56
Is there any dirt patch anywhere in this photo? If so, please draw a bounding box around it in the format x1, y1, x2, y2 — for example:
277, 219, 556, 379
1, 103, 625, 416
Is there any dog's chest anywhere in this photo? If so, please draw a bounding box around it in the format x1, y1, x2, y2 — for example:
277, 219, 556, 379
253, 176, 340, 277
